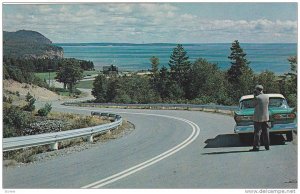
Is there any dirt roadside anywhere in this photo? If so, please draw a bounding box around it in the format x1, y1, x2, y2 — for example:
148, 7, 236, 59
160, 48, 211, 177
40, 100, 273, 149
3, 79, 63, 102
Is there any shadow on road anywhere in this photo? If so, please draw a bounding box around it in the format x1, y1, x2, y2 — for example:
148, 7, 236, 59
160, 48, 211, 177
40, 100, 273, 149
204, 133, 286, 148
202, 134, 287, 155
202, 150, 268, 155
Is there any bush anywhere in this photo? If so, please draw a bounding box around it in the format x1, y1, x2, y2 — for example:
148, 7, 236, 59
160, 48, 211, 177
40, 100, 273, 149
33, 76, 49, 88
287, 93, 297, 108
37, 103, 52, 116
25, 120, 70, 135
3, 127, 17, 139
72, 116, 94, 129
22, 92, 36, 112
113, 92, 132, 104
68, 115, 105, 129
3, 95, 13, 104
3, 103, 32, 137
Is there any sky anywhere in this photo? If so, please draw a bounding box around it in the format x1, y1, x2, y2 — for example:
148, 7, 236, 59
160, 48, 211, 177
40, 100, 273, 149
2, 2, 298, 43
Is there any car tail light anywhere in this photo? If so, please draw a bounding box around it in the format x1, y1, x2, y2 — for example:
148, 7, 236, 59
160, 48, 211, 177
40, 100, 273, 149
273, 113, 296, 120
289, 113, 296, 119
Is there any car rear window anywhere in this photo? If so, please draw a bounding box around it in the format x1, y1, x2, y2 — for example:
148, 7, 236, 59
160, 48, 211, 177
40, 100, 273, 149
240, 97, 288, 109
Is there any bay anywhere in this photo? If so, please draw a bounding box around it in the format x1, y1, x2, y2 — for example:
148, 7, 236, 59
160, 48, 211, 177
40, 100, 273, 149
55, 43, 297, 74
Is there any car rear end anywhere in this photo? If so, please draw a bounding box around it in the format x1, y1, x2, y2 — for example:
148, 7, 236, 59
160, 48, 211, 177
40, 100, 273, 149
234, 94, 297, 141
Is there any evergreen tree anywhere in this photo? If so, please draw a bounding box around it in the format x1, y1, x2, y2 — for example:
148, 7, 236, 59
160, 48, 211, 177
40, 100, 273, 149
157, 66, 184, 101
280, 56, 297, 107
227, 40, 254, 101
22, 92, 36, 112
168, 44, 191, 99
227, 40, 251, 83
157, 66, 170, 100
286, 56, 297, 94
150, 56, 160, 93
106, 77, 119, 102
92, 74, 107, 102
150, 56, 160, 77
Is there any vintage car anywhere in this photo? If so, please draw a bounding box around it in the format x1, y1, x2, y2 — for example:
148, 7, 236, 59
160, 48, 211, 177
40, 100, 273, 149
234, 94, 297, 142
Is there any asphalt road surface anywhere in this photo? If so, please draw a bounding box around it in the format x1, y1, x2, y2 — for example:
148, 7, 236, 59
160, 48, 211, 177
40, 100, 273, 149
3, 103, 297, 189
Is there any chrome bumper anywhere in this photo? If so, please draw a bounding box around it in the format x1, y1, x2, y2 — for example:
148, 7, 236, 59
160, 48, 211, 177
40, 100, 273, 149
234, 123, 297, 134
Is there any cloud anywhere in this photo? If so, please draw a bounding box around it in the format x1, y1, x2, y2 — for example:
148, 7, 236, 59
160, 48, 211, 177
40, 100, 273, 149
2, 3, 297, 43
37, 5, 53, 13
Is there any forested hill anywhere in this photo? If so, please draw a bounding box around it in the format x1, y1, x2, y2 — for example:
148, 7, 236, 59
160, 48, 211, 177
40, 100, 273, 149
3, 30, 64, 59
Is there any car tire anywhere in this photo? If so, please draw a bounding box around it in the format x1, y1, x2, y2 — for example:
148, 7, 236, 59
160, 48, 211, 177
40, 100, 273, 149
239, 134, 248, 142
286, 131, 293, 141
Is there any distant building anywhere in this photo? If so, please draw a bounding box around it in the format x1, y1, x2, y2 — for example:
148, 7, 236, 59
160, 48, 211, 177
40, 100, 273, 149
136, 71, 152, 76
103, 65, 118, 76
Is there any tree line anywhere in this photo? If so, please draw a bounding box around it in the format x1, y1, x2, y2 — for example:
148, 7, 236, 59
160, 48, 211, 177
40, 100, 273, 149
3, 57, 94, 89
92, 40, 297, 107
3, 57, 94, 73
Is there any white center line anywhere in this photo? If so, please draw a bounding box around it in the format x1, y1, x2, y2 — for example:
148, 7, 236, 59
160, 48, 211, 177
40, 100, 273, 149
55, 105, 201, 188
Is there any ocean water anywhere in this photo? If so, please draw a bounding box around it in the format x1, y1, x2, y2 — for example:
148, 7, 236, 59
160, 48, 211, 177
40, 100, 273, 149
55, 43, 297, 74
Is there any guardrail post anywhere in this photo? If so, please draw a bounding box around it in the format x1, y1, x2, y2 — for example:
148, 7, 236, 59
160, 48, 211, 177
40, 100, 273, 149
87, 135, 93, 143
50, 142, 58, 151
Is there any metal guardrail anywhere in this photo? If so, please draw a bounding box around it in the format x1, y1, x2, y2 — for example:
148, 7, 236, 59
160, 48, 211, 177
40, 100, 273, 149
63, 102, 239, 111
3, 112, 123, 152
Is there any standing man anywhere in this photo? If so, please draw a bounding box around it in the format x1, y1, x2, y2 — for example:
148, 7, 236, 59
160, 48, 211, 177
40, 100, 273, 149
250, 85, 270, 151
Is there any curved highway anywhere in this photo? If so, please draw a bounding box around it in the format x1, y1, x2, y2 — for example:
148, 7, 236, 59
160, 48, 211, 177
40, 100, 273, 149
3, 101, 297, 189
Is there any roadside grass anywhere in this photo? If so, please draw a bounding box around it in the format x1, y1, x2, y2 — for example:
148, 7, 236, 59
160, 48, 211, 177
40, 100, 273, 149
35, 71, 96, 90
48, 112, 110, 129
76, 80, 94, 89
35, 72, 57, 80
35, 70, 99, 81
83, 70, 100, 77
55, 89, 70, 96
3, 145, 49, 165
93, 119, 134, 142
52, 88, 85, 97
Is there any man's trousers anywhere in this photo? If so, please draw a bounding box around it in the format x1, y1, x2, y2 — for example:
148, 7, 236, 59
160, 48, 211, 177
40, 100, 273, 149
253, 121, 270, 149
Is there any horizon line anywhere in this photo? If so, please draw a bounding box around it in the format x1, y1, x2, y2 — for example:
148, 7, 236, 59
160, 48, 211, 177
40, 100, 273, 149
53, 42, 297, 44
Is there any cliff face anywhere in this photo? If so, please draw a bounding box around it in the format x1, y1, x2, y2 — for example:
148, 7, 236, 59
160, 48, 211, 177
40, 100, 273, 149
43, 49, 64, 59
22, 46, 64, 59
3, 30, 64, 59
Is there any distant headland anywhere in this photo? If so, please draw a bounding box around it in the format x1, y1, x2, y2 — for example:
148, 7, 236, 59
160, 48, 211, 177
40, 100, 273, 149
3, 30, 64, 59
